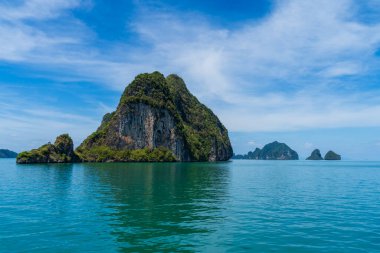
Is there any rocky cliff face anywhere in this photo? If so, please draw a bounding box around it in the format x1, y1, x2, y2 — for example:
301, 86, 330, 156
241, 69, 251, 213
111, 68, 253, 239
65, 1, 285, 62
83, 103, 187, 161
324, 150, 341, 160
76, 72, 233, 162
306, 149, 323, 160
16, 134, 78, 164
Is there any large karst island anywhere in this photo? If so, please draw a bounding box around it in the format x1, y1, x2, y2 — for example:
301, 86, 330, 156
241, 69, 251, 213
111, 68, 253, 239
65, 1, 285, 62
17, 72, 233, 163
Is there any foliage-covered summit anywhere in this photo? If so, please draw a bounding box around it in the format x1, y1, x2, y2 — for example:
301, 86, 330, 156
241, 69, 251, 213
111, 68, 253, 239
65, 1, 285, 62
77, 71, 233, 162
16, 134, 78, 164
306, 149, 323, 160
324, 150, 341, 160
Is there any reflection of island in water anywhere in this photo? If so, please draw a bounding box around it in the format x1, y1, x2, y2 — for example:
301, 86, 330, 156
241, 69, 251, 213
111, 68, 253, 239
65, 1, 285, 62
81, 162, 231, 252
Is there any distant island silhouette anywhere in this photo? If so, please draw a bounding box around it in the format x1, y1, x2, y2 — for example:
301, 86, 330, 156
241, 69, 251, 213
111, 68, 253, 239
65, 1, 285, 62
233, 143, 341, 160
0, 149, 18, 158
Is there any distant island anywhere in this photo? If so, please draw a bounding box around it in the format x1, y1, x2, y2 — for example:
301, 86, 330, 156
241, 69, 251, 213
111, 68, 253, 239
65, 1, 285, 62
234, 144, 342, 161
17, 72, 233, 164
306, 149, 341, 160
323, 150, 341, 160
0, 149, 18, 158
306, 149, 323, 160
233, 141, 299, 160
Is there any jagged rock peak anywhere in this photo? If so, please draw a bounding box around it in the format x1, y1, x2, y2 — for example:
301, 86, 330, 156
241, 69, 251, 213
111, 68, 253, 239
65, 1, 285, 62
16, 134, 78, 164
76, 71, 233, 162
324, 150, 341, 160
306, 149, 323, 160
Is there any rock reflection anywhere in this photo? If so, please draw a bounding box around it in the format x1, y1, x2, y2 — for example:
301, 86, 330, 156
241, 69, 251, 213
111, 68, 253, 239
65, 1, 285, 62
81, 162, 231, 252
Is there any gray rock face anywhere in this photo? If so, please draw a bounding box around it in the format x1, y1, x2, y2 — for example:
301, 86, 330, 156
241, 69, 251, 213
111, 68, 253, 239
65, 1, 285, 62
108, 103, 189, 161
306, 149, 323, 160
77, 72, 233, 162
324, 151, 341, 160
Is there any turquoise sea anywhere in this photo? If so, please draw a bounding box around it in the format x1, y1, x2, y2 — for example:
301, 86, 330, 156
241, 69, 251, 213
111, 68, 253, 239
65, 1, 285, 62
0, 159, 379, 252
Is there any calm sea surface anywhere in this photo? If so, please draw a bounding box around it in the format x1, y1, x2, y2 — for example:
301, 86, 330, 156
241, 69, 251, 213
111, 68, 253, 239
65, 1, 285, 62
1, 159, 380, 252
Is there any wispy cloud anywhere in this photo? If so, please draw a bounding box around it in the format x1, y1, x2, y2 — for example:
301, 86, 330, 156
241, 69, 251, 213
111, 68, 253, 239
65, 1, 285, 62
0, 0, 80, 20
2, 0, 380, 149
129, 0, 380, 131
304, 142, 314, 149
0, 86, 98, 151
0, 0, 135, 87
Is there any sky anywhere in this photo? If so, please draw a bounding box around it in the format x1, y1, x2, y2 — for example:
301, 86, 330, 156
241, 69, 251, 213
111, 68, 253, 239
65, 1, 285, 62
1, 0, 380, 160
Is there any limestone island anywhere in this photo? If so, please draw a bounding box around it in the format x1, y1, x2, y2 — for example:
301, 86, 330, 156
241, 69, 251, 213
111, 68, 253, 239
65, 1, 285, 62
324, 150, 341, 160
306, 149, 323, 160
306, 149, 341, 160
232, 141, 299, 160
16, 72, 233, 164
0, 149, 18, 158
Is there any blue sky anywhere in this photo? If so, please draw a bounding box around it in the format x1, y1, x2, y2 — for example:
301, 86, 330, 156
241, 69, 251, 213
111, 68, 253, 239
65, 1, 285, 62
1, 0, 380, 160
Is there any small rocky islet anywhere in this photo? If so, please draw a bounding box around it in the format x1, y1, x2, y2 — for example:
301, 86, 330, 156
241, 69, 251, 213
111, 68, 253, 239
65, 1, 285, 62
306, 149, 341, 160
17, 72, 233, 164
306, 149, 323, 160
16, 134, 79, 164
324, 150, 341, 160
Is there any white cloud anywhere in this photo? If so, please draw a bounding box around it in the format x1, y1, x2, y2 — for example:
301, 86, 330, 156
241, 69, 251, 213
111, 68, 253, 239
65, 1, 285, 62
304, 142, 314, 149
0, 87, 99, 152
129, 0, 380, 131
2, 0, 380, 139
0, 0, 80, 21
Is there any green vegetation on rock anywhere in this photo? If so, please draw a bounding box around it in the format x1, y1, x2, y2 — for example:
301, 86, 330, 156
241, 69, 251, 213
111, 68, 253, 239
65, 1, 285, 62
77, 71, 233, 162
16, 134, 78, 164
306, 149, 323, 160
324, 150, 341, 160
16, 72, 233, 164
76, 146, 176, 162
